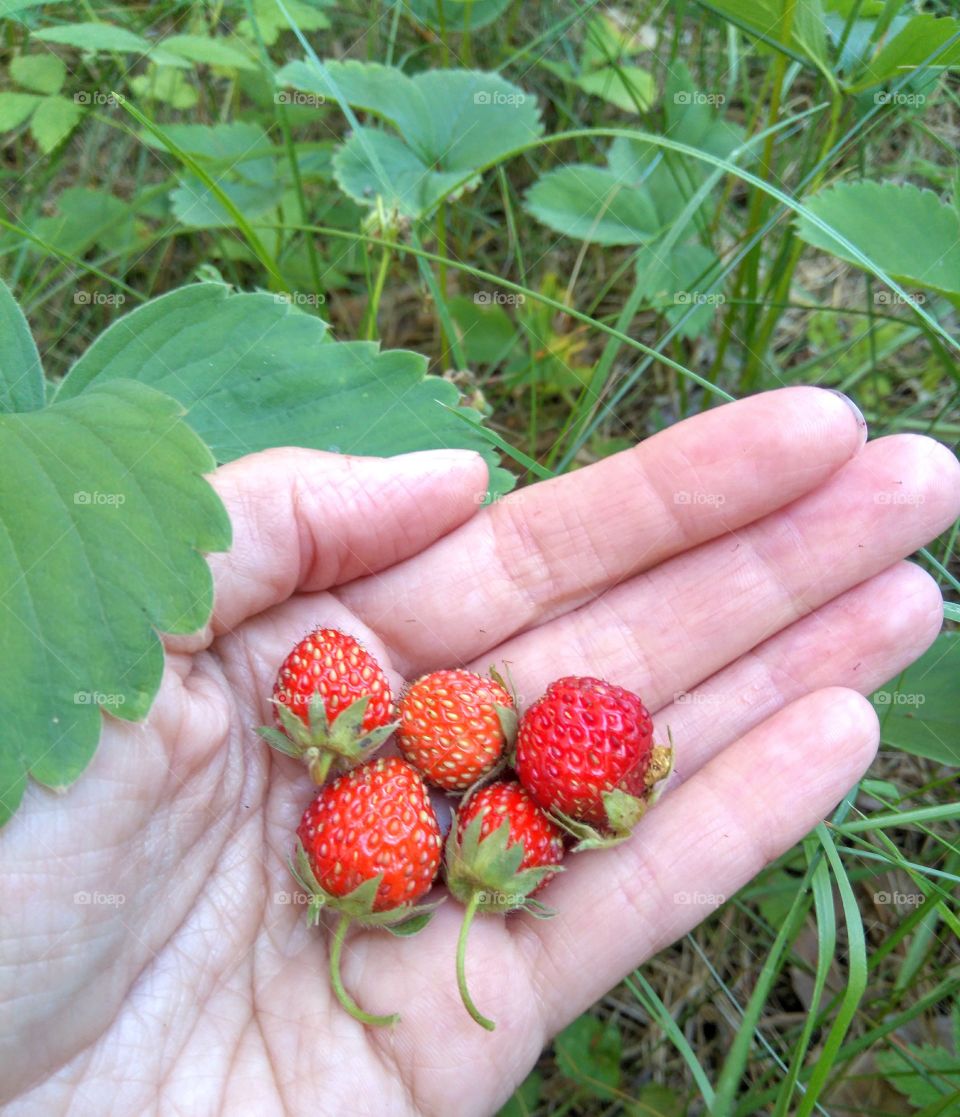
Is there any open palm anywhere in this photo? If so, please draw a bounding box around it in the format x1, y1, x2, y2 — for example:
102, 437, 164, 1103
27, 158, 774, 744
3, 387, 958, 1116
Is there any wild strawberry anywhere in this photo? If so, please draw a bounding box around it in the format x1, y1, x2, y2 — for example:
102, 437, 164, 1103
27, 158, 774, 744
516, 676, 672, 849
397, 668, 516, 791
293, 756, 443, 1026
445, 781, 565, 1029
258, 627, 397, 784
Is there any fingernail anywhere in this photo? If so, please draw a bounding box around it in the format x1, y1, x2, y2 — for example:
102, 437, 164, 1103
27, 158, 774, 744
396, 448, 483, 468
826, 389, 868, 446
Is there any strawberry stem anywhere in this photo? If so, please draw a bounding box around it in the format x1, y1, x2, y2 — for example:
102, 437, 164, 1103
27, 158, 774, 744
456, 891, 496, 1031
308, 750, 335, 786
329, 916, 399, 1028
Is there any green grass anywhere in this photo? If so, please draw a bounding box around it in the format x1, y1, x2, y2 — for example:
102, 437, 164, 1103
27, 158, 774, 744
1, 0, 958, 1113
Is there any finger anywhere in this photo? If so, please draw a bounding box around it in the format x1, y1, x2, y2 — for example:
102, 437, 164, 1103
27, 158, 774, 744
174, 447, 488, 645
653, 560, 944, 777
340, 387, 867, 671
523, 687, 879, 1035
469, 433, 959, 709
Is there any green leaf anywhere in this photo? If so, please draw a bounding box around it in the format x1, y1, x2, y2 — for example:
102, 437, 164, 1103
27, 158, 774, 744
0, 380, 230, 825
554, 1014, 622, 1100
447, 295, 517, 364
55, 283, 514, 494
0, 92, 41, 131
32, 22, 153, 53
872, 632, 959, 765
876, 1042, 960, 1108
581, 11, 650, 67
156, 33, 257, 71
497, 1071, 543, 1117
795, 181, 960, 300
237, 0, 331, 45
31, 187, 140, 256
156, 122, 283, 228
635, 242, 723, 338
856, 15, 960, 89
524, 164, 660, 245
278, 60, 542, 216
0, 276, 44, 413
334, 127, 467, 215
1, 0, 71, 18
575, 65, 655, 112
399, 0, 512, 32
10, 53, 66, 94
29, 94, 83, 153
130, 66, 199, 109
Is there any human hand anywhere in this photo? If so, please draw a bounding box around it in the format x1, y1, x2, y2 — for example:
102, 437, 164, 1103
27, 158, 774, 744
3, 387, 958, 1116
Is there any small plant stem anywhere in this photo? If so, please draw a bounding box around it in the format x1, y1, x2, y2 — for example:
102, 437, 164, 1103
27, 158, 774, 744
456, 892, 495, 1030
363, 245, 392, 340
329, 917, 399, 1027
435, 201, 451, 365
307, 750, 335, 786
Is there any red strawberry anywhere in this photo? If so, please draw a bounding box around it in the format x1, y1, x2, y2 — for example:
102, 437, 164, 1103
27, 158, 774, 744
445, 781, 565, 1029
516, 676, 672, 849
397, 668, 516, 791
258, 627, 397, 784
293, 756, 443, 1026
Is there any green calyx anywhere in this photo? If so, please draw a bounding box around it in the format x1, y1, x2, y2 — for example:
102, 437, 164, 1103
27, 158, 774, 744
446, 811, 561, 1031
552, 742, 675, 852
445, 813, 559, 915
257, 692, 398, 784
289, 841, 441, 1027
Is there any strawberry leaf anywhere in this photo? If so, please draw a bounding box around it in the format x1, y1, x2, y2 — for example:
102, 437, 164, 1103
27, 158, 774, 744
0, 380, 230, 824
54, 282, 514, 496
0, 276, 43, 413
795, 181, 960, 301
276, 60, 543, 217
